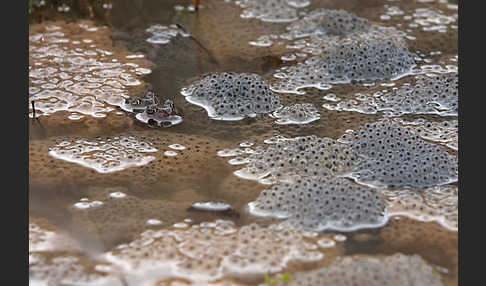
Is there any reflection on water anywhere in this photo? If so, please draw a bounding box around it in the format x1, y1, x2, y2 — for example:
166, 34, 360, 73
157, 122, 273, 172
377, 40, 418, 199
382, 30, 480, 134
29, 0, 458, 285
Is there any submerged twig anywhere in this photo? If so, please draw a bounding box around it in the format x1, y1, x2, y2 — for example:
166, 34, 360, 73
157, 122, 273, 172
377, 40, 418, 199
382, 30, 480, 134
175, 23, 220, 66
31, 100, 36, 118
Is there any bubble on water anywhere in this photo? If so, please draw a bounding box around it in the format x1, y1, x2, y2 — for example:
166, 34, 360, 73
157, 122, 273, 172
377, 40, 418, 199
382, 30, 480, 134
126, 54, 145, 59
164, 151, 178, 157
333, 234, 347, 242
145, 24, 191, 44
147, 219, 163, 226
191, 202, 232, 212
169, 144, 186, 150
217, 148, 246, 157
239, 141, 254, 148
323, 93, 340, 102
110, 192, 127, 198
317, 238, 336, 248
74, 200, 104, 209
412, 7, 457, 33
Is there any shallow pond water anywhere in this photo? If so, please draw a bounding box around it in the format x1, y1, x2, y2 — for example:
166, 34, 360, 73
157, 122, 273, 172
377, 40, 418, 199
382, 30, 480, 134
29, 0, 458, 285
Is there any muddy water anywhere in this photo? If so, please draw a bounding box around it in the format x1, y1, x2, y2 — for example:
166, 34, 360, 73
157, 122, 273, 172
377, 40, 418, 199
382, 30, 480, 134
29, 0, 458, 285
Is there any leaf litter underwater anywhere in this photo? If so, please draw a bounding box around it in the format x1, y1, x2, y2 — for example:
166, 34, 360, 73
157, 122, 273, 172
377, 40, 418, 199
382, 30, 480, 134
28, 0, 458, 285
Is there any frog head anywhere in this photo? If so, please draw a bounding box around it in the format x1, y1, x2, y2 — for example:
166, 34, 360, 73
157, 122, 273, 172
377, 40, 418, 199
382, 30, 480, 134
135, 99, 183, 128
120, 91, 159, 113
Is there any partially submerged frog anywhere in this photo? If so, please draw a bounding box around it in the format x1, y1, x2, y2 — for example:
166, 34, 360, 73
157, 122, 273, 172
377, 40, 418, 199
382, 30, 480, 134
135, 99, 183, 127
121, 90, 183, 127
120, 91, 159, 113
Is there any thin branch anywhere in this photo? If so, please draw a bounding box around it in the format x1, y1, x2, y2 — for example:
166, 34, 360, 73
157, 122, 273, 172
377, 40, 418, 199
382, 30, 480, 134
31, 100, 36, 119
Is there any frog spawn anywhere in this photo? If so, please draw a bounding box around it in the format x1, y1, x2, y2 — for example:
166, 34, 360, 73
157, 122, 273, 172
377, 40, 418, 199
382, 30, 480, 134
181, 72, 282, 120
29, 216, 81, 253
226, 135, 359, 184
400, 119, 458, 151
271, 103, 320, 125
379, 217, 458, 278
29, 21, 152, 119
384, 185, 458, 231
282, 8, 373, 40
376, 73, 458, 116
103, 220, 330, 284
29, 215, 120, 286
339, 120, 458, 189
31, 131, 235, 188
268, 253, 444, 286
68, 186, 188, 248
30, 254, 120, 286
271, 27, 416, 94
321, 73, 458, 117
48, 136, 158, 173
249, 176, 388, 232
233, 0, 310, 23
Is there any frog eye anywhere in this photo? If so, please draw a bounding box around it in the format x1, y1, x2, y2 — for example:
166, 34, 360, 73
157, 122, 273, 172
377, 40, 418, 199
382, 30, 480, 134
134, 99, 141, 105
146, 108, 155, 114
161, 121, 172, 127
147, 119, 158, 127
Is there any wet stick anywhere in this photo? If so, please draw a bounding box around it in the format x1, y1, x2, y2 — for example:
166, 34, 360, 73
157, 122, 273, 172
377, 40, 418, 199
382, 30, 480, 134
175, 23, 219, 66
31, 100, 36, 118
194, 0, 200, 11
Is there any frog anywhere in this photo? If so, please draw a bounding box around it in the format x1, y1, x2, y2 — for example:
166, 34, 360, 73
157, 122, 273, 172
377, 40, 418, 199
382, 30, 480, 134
135, 99, 183, 127
120, 91, 159, 113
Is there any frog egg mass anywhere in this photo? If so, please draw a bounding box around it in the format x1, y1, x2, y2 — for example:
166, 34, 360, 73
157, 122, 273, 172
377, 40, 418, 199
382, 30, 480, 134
275, 253, 444, 286
339, 120, 458, 189
283, 9, 373, 39
103, 220, 332, 283
28, 21, 153, 119
249, 176, 388, 232
233, 0, 310, 23
48, 136, 158, 173
181, 72, 282, 120
326, 73, 458, 117
227, 135, 359, 184
272, 28, 416, 93
272, 103, 320, 125
28, 1, 458, 285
